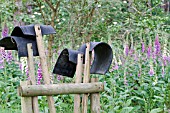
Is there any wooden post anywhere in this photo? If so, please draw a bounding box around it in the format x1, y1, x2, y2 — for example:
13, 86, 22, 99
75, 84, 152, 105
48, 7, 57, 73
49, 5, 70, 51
90, 78, 100, 113
20, 81, 33, 113
74, 54, 83, 113
18, 82, 104, 96
34, 25, 56, 113
82, 43, 91, 113
27, 43, 39, 113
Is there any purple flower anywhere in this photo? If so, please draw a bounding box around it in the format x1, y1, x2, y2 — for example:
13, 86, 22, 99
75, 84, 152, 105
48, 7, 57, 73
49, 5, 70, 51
0, 65, 4, 69
19, 63, 22, 71
147, 45, 152, 59
0, 59, 3, 63
57, 50, 61, 55
57, 75, 61, 81
166, 56, 170, 63
6, 51, 13, 63
142, 42, 145, 53
154, 35, 161, 56
149, 67, 154, 76
25, 66, 30, 80
112, 64, 119, 70
163, 56, 167, 66
1, 24, 9, 38
129, 49, 134, 56
0, 48, 5, 69
152, 52, 156, 60
57, 75, 64, 81
0, 48, 6, 59
125, 45, 129, 56
0, 58, 4, 69
138, 72, 141, 77
37, 63, 43, 85
134, 54, 138, 61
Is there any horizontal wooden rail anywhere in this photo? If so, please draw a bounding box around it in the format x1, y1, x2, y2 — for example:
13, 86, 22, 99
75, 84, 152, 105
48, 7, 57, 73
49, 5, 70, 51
18, 82, 104, 97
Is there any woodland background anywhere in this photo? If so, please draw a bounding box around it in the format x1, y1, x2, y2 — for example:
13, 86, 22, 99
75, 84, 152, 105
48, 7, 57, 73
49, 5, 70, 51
0, 0, 170, 113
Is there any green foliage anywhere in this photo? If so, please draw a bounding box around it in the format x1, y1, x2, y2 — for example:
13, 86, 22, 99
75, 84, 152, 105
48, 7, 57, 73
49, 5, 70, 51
0, 60, 23, 110
0, 0, 170, 113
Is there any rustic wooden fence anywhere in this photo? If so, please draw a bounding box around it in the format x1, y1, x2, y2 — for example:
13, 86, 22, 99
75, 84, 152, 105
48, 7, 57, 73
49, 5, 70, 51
17, 25, 104, 113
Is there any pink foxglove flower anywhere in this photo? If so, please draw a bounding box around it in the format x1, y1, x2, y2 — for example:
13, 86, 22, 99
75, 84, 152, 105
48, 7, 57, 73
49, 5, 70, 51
149, 66, 154, 76
6, 51, 13, 63
129, 49, 134, 56
1, 24, 9, 38
57, 75, 61, 81
154, 35, 161, 56
163, 56, 167, 66
113, 64, 119, 70
142, 42, 145, 53
37, 63, 43, 85
125, 45, 129, 56
25, 66, 30, 80
0, 58, 4, 69
147, 45, 152, 59
138, 72, 141, 77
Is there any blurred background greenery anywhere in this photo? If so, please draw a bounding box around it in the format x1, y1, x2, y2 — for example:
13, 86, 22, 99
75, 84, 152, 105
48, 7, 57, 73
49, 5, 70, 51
0, 0, 170, 113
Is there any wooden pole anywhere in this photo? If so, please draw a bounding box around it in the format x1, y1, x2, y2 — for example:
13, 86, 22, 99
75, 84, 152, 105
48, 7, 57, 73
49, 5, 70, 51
34, 25, 56, 113
90, 78, 100, 113
74, 54, 83, 113
27, 43, 39, 113
82, 43, 91, 113
20, 81, 33, 113
18, 82, 104, 96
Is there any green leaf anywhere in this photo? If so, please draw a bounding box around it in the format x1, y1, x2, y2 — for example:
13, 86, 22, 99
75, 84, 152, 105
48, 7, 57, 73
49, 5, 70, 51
120, 107, 134, 113
150, 108, 162, 113
125, 99, 132, 107
131, 96, 145, 103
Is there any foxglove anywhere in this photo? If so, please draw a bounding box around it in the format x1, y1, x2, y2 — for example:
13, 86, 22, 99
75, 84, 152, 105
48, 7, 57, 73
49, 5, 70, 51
125, 44, 129, 56
37, 63, 43, 85
147, 45, 152, 59
1, 24, 9, 38
25, 66, 30, 80
154, 35, 161, 56
142, 42, 145, 53
149, 65, 154, 76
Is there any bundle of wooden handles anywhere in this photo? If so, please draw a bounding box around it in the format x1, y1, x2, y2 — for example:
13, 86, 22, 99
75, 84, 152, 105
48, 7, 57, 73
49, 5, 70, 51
19, 25, 103, 113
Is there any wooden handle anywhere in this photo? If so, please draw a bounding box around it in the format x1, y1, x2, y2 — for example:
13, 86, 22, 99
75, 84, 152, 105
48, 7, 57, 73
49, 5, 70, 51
74, 54, 84, 113
27, 43, 39, 113
20, 81, 33, 113
90, 78, 100, 113
34, 25, 56, 113
82, 43, 91, 113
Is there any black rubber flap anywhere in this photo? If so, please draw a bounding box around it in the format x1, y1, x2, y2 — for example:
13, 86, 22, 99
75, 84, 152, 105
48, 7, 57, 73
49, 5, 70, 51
11, 24, 56, 38
53, 49, 82, 78
0, 36, 39, 57
78, 42, 113, 74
